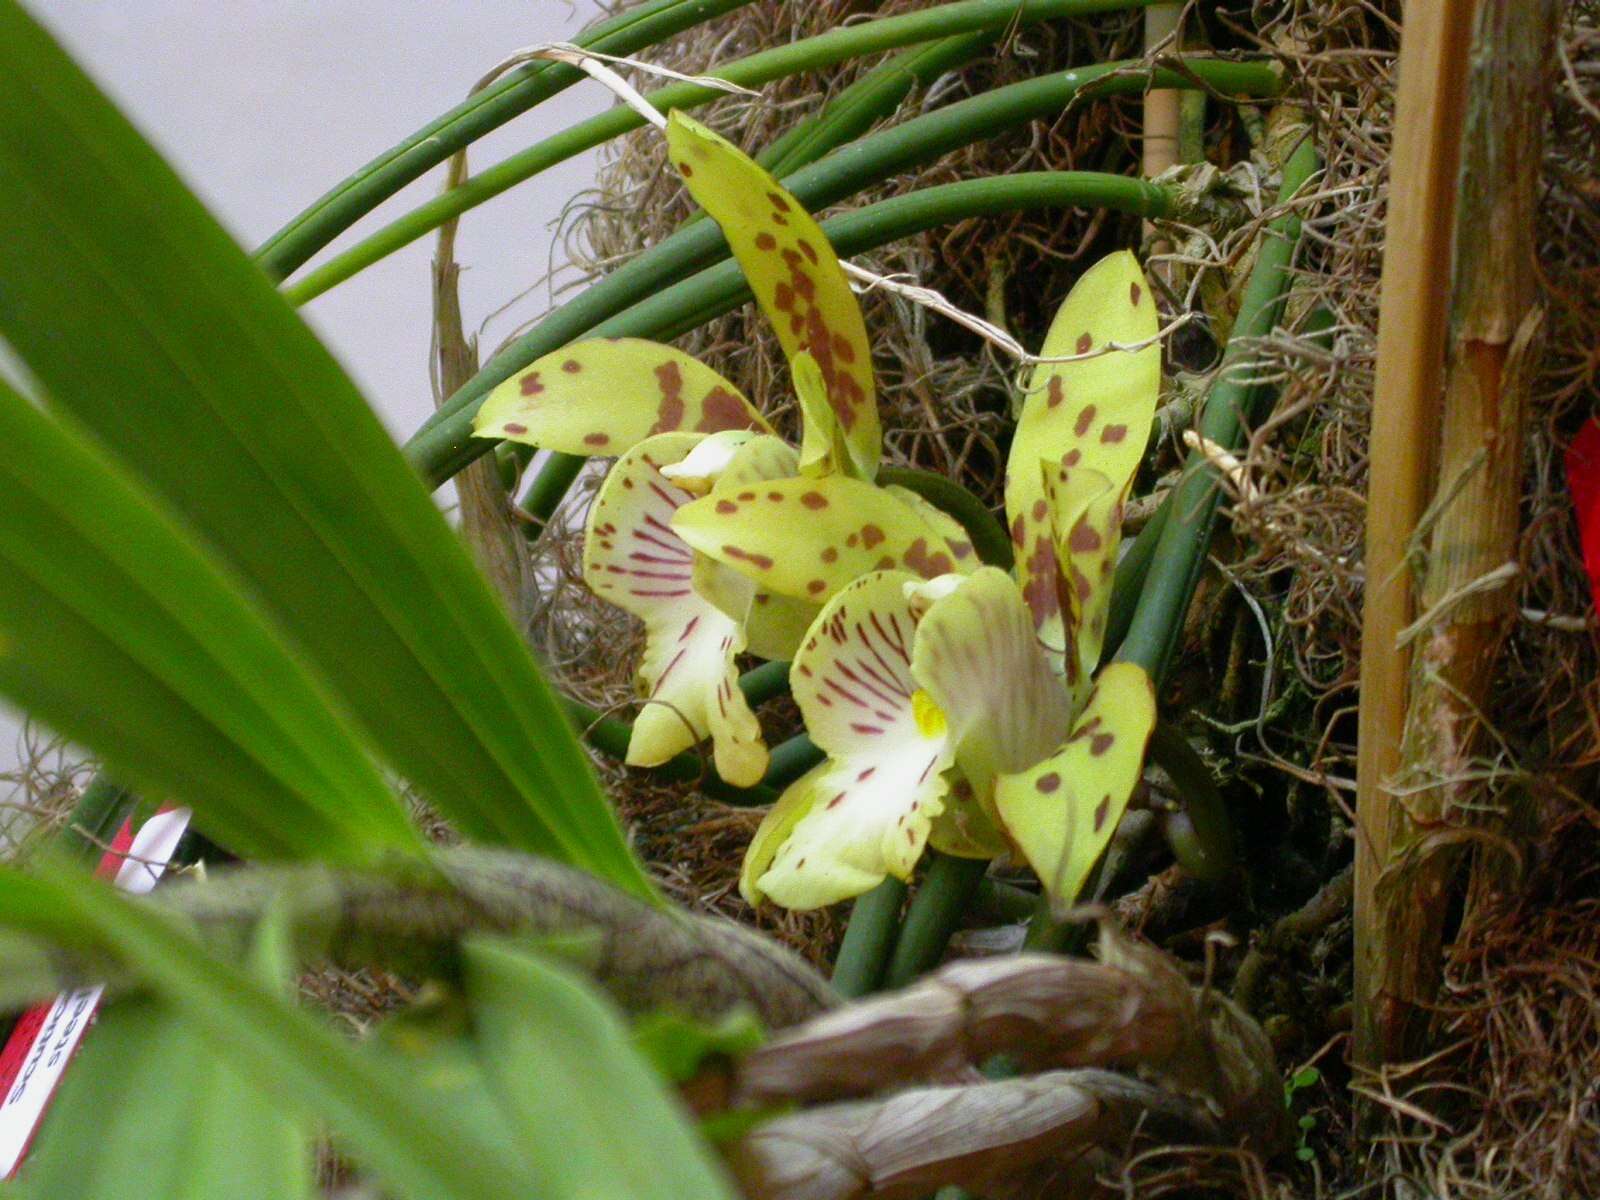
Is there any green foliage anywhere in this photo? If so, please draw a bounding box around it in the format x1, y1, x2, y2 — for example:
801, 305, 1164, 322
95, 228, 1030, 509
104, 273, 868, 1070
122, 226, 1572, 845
1284, 1065, 1323, 1163
0, 0, 652, 898
15, 906, 313, 1200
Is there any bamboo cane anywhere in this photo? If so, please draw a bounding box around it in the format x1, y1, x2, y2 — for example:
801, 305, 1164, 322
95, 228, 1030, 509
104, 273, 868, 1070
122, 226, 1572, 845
1350, 0, 1479, 1069
1355, 0, 1558, 1065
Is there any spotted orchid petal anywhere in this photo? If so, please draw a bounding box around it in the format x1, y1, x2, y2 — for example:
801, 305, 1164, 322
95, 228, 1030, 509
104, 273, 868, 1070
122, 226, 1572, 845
883, 485, 978, 569
745, 592, 817, 662
741, 572, 952, 909
908, 568, 1073, 807
673, 475, 975, 606
1040, 463, 1124, 703
1005, 251, 1159, 664
793, 350, 858, 480
666, 110, 880, 480
583, 433, 768, 786
474, 338, 771, 456
992, 662, 1157, 907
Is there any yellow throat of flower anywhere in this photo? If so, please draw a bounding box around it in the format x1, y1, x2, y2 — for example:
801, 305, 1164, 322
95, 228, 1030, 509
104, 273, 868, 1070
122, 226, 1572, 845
911, 688, 948, 739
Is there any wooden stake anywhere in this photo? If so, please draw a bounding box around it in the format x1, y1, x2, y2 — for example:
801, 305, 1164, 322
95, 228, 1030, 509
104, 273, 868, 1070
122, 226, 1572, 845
1354, 0, 1556, 1066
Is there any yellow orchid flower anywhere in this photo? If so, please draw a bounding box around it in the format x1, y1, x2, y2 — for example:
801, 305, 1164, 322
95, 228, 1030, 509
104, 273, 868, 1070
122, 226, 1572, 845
741, 253, 1164, 910
469, 110, 970, 780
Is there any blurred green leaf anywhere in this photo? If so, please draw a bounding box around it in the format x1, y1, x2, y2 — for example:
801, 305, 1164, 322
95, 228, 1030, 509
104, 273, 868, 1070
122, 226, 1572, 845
0, 2, 652, 899
632, 1006, 766, 1085
18, 905, 313, 1200
0, 865, 539, 1200
0, 379, 420, 863
464, 938, 739, 1200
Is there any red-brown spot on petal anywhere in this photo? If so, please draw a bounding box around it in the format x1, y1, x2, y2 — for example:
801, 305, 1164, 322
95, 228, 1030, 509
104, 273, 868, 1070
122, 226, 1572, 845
649, 361, 686, 434
798, 239, 819, 264
807, 579, 827, 595
1032, 499, 1049, 522
1047, 377, 1064, 408
1075, 332, 1093, 354
583, 432, 610, 447
875, 555, 896, 570
722, 544, 775, 571
502, 421, 527, 435
859, 524, 886, 549
767, 191, 792, 213
562, 358, 582, 373
1094, 795, 1112, 830
715, 500, 738, 514
831, 333, 856, 364
774, 282, 795, 312
696, 387, 757, 433
678, 160, 694, 177
755, 232, 777, 251
1062, 449, 1082, 468
1074, 405, 1098, 437
1090, 732, 1115, 756
769, 491, 784, 502
1011, 514, 1026, 547
1100, 424, 1128, 444
1072, 565, 1093, 601
826, 793, 845, 810
1036, 772, 1061, 793
903, 538, 954, 579
519, 371, 544, 396
738, 491, 756, 502
821, 546, 839, 563
1069, 520, 1103, 554
1129, 281, 1142, 306
801, 491, 828, 510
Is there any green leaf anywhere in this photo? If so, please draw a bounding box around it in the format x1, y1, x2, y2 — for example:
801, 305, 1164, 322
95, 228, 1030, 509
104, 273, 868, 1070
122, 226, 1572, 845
18, 908, 313, 1200
0, 866, 539, 1200
463, 937, 739, 1200
0, 380, 419, 863
0, 4, 651, 898
632, 1006, 766, 1085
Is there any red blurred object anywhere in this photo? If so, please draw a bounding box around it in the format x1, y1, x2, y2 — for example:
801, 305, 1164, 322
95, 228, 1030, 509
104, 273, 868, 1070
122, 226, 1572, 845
1565, 418, 1600, 617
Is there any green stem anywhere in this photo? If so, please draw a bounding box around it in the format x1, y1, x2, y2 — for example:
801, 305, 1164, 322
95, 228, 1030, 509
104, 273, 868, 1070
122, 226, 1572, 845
256, 0, 755, 279
754, 35, 993, 184
1115, 128, 1318, 685
1146, 720, 1234, 881
519, 452, 585, 530
762, 733, 823, 790
282, 3, 1201, 302
408, 170, 1182, 486
974, 877, 1038, 923
884, 852, 988, 988
1103, 496, 1170, 661
831, 877, 907, 998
